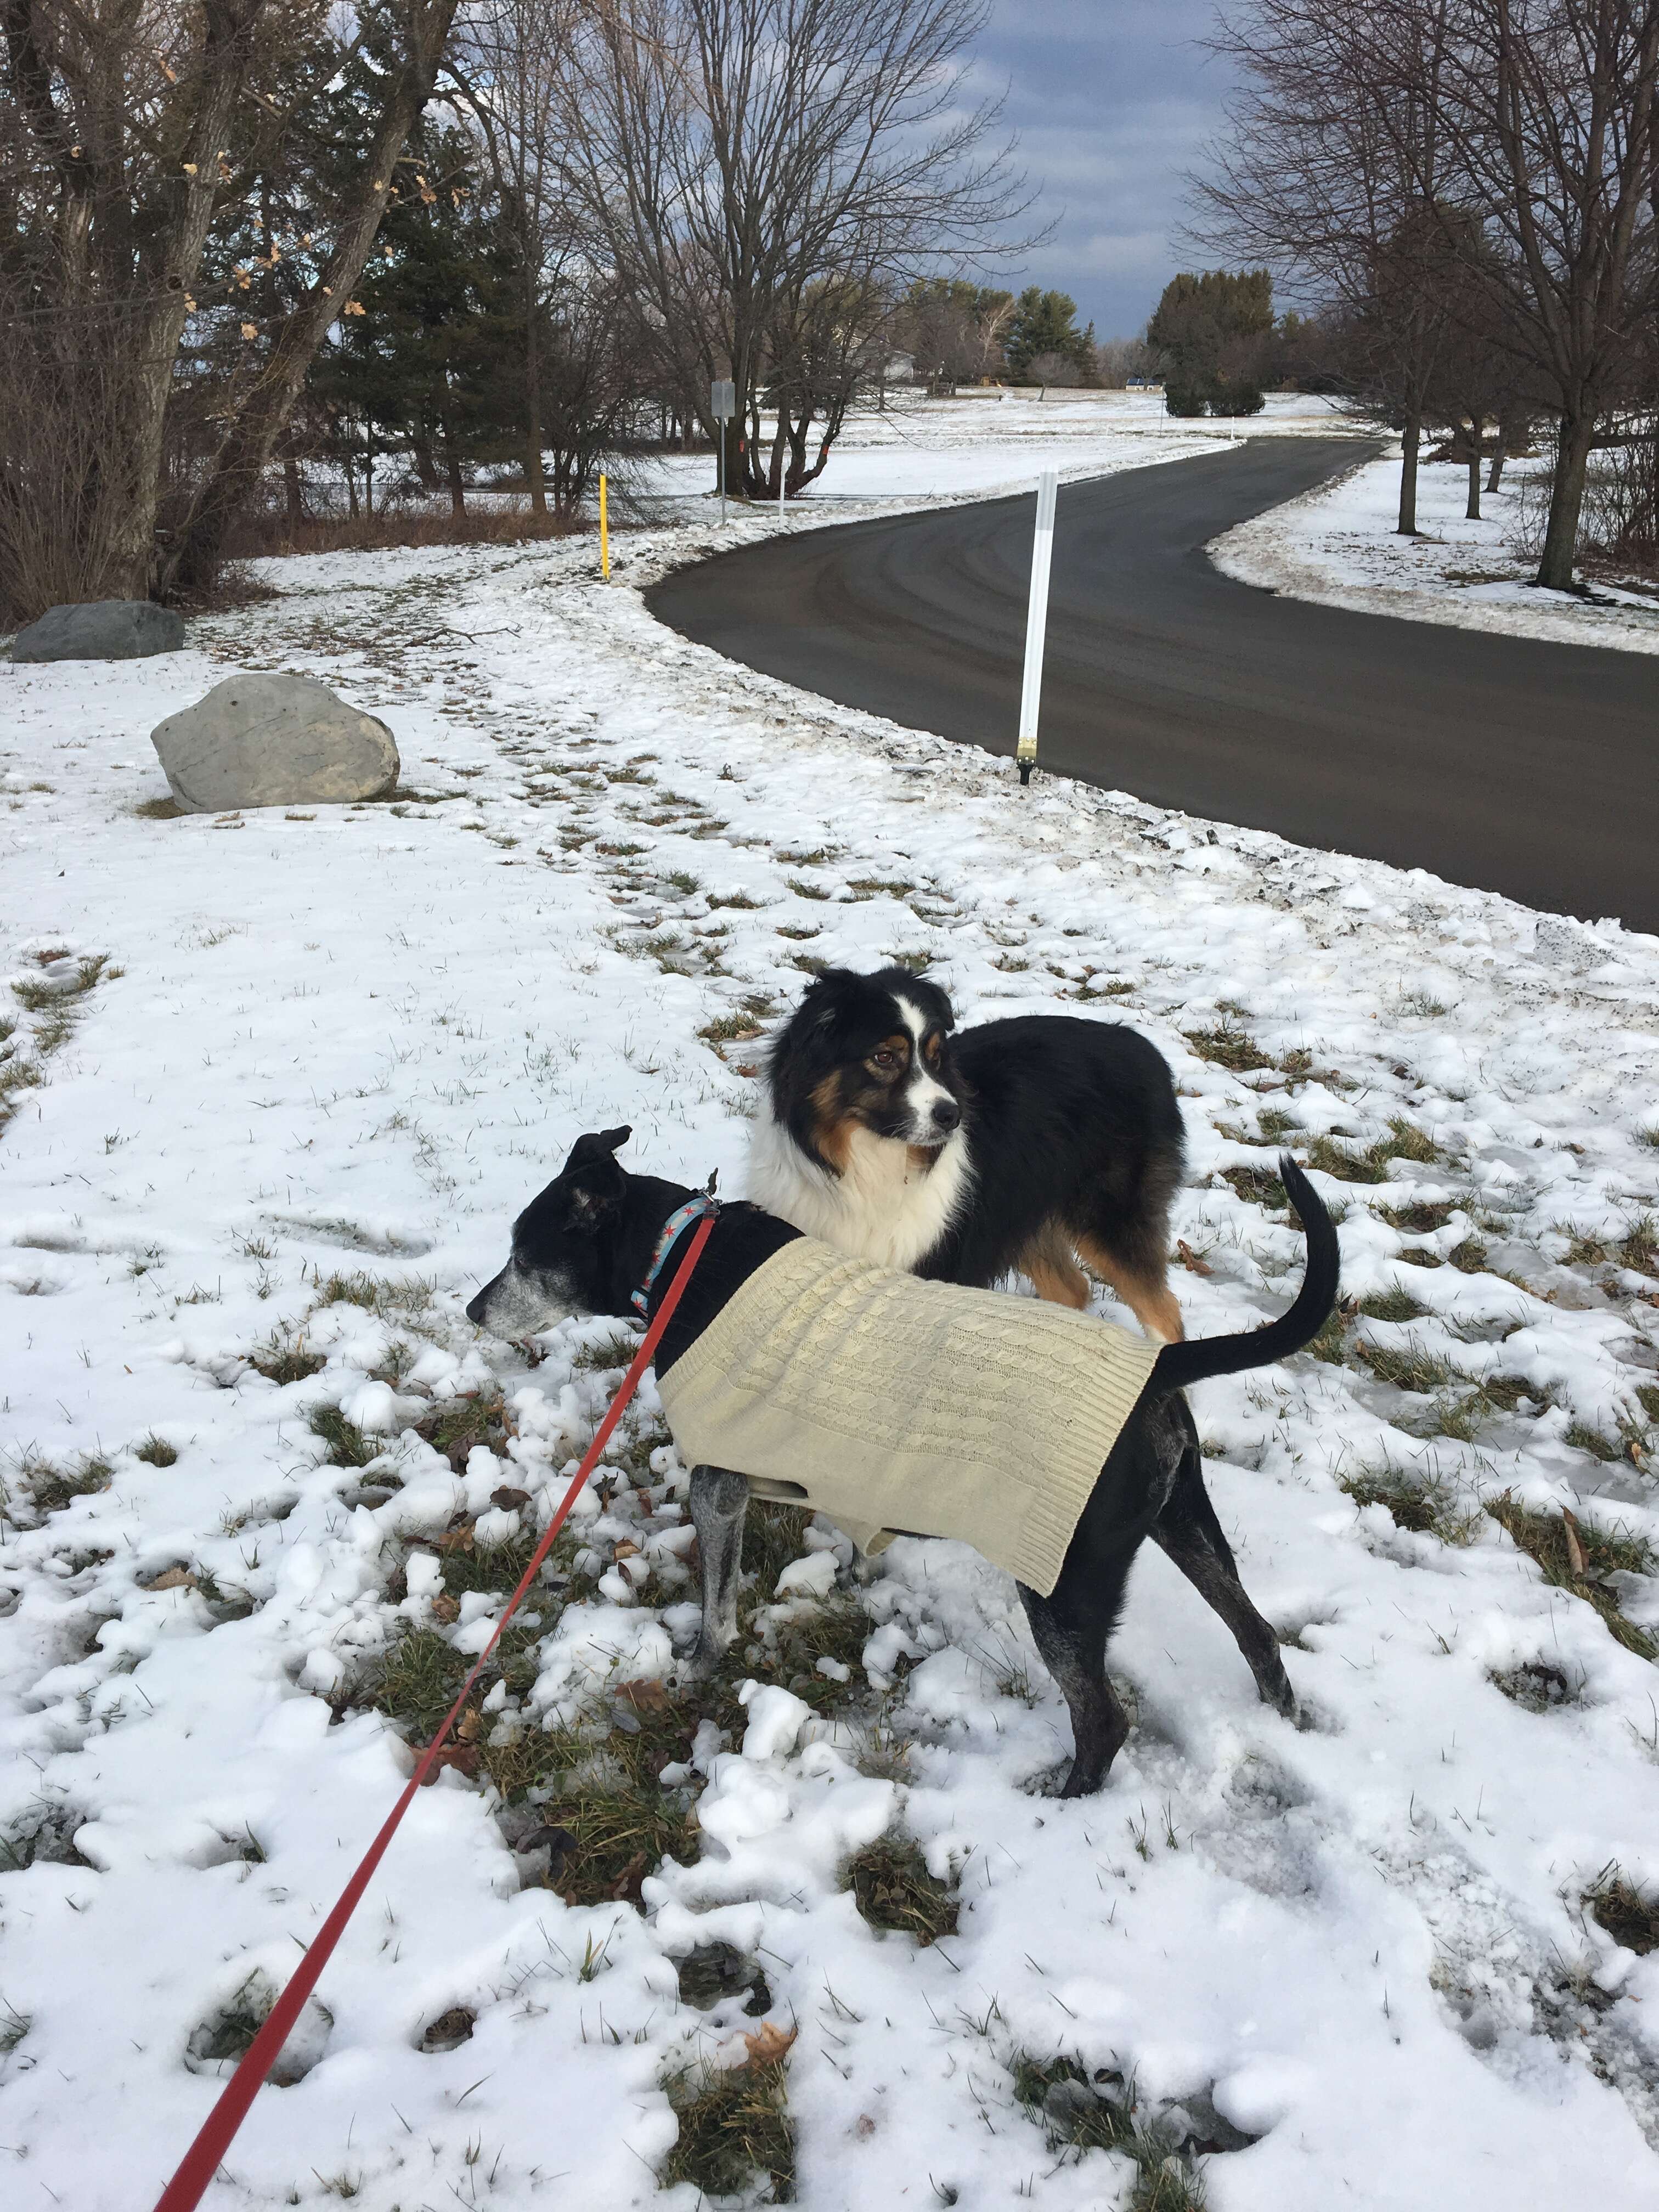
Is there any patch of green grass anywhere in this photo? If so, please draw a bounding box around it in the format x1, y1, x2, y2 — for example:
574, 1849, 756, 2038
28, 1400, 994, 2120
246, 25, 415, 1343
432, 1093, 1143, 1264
883, 948, 933, 975
1183, 1023, 1273, 1074
309, 1406, 377, 1469
775, 923, 820, 941
250, 1333, 326, 1385
1352, 1332, 1459, 1393
845, 877, 913, 896
1584, 1864, 1659, 1955
1353, 1335, 1459, 1393
786, 877, 832, 901
0, 1997, 30, 2057
1301, 1308, 1351, 1365
133, 1434, 179, 1468
1305, 1117, 1441, 1186
1012, 2055, 1207, 2208
308, 1268, 433, 1317
1637, 1384, 1659, 1424
418, 1390, 507, 1470
1340, 1464, 1474, 1542
1377, 1198, 1455, 1236
1220, 1163, 1288, 1210
1358, 1286, 1430, 1323
1448, 1234, 1489, 1274
1565, 1420, 1624, 1464
1485, 1496, 1656, 1660
8, 1451, 114, 1519
1637, 1125, 1659, 1153
662, 2053, 794, 2203
1562, 1215, 1658, 1276
699, 1010, 767, 1046
844, 1833, 957, 1943
707, 888, 762, 910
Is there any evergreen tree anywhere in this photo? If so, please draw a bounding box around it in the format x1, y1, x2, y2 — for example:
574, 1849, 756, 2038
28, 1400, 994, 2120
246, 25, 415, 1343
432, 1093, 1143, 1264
1147, 270, 1274, 415
1003, 289, 1096, 383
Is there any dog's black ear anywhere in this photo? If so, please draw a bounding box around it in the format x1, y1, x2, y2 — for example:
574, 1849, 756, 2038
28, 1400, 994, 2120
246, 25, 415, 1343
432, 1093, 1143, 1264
567, 1125, 631, 1167
799, 968, 859, 1030
555, 1127, 630, 1235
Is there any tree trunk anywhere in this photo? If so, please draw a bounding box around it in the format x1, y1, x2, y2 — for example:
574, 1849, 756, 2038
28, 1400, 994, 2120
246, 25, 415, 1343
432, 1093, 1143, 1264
284, 455, 304, 532
1487, 442, 1506, 493
345, 457, 360, 521
1465, 419, 1482, 521
411, 433, 441, 493
164, 0, 462, 597
1397, 409, 1421, 534
446, 445, 466, 517
523, 272, 547, 516
1537, 411, 1595, 590
97, 3, 270, 596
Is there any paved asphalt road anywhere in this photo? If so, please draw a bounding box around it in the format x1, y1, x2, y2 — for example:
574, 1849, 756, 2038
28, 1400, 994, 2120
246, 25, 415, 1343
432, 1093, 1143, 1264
647, 437, 1658, 933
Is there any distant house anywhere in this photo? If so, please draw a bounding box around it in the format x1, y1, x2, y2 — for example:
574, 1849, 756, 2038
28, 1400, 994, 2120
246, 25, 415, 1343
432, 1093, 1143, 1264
882, 351, 916, 383
1126, 375, 1164, 392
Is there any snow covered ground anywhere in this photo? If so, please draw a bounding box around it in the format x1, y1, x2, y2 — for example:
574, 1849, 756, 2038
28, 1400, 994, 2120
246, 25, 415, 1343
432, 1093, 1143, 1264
3, 428, 1659, 2212
631, 387, 1349, 506
1214, 445, 1659, 654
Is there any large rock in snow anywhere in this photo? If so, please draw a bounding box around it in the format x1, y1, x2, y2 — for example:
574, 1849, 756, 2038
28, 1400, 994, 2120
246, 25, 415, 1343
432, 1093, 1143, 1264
150, 674, 399, 813
13, 600, 184, 663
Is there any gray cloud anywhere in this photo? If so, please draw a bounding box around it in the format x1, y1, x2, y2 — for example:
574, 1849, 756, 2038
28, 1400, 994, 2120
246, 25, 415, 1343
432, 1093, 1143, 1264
973, 0, 1234, 338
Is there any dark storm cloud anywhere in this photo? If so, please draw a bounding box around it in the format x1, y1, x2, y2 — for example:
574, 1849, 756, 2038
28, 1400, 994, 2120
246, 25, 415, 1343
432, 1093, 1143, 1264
972, 0, 1233, 339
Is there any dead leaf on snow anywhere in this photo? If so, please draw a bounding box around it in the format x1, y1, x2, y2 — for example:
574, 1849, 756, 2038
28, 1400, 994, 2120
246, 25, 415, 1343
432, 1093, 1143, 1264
740, 2020, 798, 2068
147, 1565, 196, 1591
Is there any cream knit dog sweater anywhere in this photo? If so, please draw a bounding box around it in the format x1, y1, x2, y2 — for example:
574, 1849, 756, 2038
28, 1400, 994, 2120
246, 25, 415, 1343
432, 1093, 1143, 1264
656, 1236, 1162, 1598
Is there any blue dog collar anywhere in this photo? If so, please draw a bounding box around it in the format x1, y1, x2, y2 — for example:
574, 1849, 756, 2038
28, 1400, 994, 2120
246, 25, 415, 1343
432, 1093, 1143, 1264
631, 1193, 721, 1318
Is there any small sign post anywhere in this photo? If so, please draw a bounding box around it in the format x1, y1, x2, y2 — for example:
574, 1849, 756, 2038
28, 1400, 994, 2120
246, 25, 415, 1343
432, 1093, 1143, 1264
711, 378, 735, 522
1016, 469, 1058, 786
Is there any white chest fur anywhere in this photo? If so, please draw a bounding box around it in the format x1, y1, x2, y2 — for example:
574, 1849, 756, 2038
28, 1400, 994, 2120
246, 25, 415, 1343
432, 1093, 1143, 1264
746, 1114, 975, 1271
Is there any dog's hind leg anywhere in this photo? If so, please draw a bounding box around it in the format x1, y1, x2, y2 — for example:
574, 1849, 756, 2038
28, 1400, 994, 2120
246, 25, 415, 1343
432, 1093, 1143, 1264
1017, 1545, 1139, 1797
1017, 1221, 1090, 1310
1075, 1232, 1184, 1343
687, 1464, 748, 1678
1152, 1444, 1296, 1720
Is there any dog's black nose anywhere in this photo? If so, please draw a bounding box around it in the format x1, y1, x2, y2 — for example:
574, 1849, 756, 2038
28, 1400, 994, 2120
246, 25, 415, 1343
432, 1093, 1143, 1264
930, 1097, 961, 1133
465, 1289, 487, 1325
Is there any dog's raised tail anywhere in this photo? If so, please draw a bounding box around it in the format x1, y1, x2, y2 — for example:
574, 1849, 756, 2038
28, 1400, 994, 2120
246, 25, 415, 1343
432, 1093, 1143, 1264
1150, 1155, 1338, 1395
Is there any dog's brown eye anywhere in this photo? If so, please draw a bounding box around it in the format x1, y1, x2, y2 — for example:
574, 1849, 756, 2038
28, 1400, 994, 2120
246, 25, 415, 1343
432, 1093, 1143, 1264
871, 1047, 899, 1072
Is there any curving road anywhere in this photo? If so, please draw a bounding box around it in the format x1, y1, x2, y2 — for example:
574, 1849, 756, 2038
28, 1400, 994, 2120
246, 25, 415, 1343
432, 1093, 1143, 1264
647, 437, 1658, 933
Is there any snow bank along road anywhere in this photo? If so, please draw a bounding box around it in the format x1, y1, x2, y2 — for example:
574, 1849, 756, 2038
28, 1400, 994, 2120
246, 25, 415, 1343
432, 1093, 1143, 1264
648, 437, 1659, 935
3, 506, 1659, 2211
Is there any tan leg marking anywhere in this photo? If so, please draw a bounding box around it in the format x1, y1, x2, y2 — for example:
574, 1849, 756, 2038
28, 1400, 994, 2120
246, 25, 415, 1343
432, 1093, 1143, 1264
1018, 1224, 1090, 1310
1074, 1233, 1186, 1342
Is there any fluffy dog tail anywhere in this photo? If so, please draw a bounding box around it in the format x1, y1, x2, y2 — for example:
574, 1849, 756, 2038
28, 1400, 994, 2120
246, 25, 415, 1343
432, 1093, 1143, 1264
1149, 1156, 1339, 1395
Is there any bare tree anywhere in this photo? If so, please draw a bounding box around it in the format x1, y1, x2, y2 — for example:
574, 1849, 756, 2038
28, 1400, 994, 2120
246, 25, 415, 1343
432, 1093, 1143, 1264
448, 0, 576, 514
0, 0, 464, 614
559, 0, 1032, 499
1193, 0, 1460, 532
1197, 0, 1659, 584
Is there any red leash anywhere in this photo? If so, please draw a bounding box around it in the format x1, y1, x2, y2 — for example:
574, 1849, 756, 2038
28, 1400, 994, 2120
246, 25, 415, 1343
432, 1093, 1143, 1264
151, 1213, 717, 2212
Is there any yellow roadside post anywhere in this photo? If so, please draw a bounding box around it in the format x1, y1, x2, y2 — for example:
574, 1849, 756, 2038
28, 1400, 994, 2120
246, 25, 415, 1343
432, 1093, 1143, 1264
599, 472, 610, 578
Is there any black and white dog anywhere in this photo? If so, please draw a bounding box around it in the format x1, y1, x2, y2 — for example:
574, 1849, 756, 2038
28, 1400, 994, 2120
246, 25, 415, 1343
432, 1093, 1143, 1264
748, 967, 1188, 1343
467, 1129, 1338, 1797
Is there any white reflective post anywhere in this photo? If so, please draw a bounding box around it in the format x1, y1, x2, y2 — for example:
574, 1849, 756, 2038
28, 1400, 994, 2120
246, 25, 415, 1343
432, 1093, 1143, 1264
711, 379, 735, 523
1016, 469, 1058, 787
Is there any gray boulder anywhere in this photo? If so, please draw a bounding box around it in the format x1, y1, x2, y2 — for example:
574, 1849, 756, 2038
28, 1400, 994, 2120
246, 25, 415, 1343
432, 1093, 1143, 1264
13, 600, 185, 663
150, 674, 399, 813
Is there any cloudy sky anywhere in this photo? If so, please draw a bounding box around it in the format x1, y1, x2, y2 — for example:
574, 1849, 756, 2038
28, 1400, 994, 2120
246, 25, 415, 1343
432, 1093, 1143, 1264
974, 0, 1234, 340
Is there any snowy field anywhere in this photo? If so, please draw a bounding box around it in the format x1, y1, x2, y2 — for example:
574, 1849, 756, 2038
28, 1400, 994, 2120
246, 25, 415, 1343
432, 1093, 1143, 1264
1214, 445, 1659, 654
3, 419, 1659, 2212
633, 387, 1348, 506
